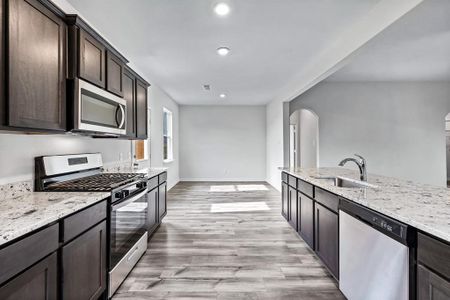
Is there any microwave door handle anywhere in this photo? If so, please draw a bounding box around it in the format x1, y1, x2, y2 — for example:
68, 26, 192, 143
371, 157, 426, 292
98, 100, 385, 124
119, 105, 125, 129
115, 106, 121, 127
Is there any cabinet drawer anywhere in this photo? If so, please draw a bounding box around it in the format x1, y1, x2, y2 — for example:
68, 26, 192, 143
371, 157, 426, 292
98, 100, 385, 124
281, 172, 288, 183
148, 176, 158, 191
288, 175, 297, 189
298, 179, 314, 198
315, 188, 339, 213
62, 200, 107, 243
418, 233, 450, 278
0, 223, 58, 284
159, 172, 167, 184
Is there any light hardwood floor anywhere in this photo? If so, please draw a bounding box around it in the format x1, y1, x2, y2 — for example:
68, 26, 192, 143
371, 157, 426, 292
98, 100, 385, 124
113, 182, 345, 300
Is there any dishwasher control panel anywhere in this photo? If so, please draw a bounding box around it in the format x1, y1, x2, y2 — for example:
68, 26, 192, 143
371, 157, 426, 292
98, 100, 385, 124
340, 199, 409, 244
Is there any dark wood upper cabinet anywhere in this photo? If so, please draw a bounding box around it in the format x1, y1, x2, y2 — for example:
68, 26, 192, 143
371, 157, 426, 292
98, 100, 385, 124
123, 68, 136, 138
7, 0, 66, 131
314, 203, 339, 279
0, 253, 57, 300
135, 79, 148, 139
78, 29, 106, 88
106, 51, 124, 97
62, 220, 107, 300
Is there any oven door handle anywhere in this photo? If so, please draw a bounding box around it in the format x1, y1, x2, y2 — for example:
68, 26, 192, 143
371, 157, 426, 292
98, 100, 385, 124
112, 189, 147, 210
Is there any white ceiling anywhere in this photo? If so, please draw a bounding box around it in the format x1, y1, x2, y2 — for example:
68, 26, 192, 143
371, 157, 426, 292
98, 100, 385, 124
327, 0, 450, 82
65, 0, 381, 105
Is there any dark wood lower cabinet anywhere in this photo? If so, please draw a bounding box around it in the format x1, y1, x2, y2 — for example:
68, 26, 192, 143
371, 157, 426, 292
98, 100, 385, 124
159, 182, 167, 220
288, 186, 298, 231
0, 253, 57, 300
418, 264, 450, 300
314, 203, 339, 279
281, 182, 288, 220
148, 187, 159, 235
299, 193, 314, 249
62, 220, 107, 300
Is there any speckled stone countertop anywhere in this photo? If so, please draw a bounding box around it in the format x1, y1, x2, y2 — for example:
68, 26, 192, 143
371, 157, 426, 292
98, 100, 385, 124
0, 191, 109, 247
280, 167, 450, 243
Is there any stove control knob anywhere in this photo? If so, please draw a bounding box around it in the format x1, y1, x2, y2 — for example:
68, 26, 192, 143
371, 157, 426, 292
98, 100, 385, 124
115, 191, 124, 199
137, 182, 147, 189
123, 190, 130, 197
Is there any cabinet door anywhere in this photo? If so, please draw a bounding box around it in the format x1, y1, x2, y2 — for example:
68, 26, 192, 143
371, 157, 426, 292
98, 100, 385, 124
79, 29, 106, 88
123, 69, 136, 138
106, 51, 124, 97
281, 182, 288, 220
299, 193, 314, 249
148, 187, 159, 235
135, 79, 148, 139
418, 264, 450, 300
8, 0, 66, 131
62, 221, 107, 300
288, 187, 298, 231
0, 253, 57, 300
315, 203, 339, 279
158, 182, 167, 221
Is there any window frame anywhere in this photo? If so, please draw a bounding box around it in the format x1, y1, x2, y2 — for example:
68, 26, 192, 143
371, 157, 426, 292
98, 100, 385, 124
163, 107, 173, 163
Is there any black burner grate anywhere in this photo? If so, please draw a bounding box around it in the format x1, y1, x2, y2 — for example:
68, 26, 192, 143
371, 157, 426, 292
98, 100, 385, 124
47, 173, 144, 192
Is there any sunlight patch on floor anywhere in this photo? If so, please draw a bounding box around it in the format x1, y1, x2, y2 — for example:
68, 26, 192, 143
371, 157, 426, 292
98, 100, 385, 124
209, 184, 268, 192
236, 184, 268, 191
210, 185, 236, 192
210, 201, 270, 213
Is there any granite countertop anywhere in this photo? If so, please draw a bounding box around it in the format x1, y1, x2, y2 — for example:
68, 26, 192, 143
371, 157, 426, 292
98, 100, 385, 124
133, 167, 167, 179
280, 167, 450, 243
0, 191, 109, 247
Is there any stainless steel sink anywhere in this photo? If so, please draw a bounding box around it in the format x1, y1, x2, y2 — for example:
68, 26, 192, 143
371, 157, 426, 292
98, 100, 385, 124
312, 176, 378, 189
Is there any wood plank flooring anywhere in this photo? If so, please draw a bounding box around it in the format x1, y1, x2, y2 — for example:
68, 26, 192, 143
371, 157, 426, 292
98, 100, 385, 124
113, 182, 344, 300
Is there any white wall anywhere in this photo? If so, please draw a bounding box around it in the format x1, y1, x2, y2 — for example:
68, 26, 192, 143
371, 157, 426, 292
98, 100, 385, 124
298, 109, 319, 168
290, 81, 450, 187
0, 134, 131, 184
266, 100, 286, 191
148, 85, 180, 189
180, 106, 266, 181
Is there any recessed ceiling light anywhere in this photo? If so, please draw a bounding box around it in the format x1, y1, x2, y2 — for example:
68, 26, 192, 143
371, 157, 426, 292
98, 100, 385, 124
214, 3, 230, 16
219, 94, 226, 99
217, 47, 230, 56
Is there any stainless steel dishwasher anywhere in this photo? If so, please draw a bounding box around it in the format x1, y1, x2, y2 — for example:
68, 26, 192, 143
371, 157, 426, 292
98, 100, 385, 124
339, 199, 413, 300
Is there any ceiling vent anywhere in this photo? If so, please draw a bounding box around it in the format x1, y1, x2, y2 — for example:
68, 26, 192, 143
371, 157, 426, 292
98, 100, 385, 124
203, 84, 211, 91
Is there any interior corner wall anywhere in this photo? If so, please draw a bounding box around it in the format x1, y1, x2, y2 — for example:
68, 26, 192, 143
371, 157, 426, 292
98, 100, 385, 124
148, 85, 180, 190
290, 81, 450, 187
265, 100, 286, 191
179, 105, 266, 182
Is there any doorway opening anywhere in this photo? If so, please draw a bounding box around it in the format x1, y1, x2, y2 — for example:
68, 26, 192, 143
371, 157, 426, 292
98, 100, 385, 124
446, 113, 450, 187
289, 109, 319, 169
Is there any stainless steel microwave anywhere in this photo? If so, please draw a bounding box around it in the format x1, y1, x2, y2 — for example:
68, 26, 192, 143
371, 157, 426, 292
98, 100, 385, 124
73, 78, 127, 135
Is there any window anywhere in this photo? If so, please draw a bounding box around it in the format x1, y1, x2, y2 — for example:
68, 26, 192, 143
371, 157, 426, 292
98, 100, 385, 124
163, 108, 173, 162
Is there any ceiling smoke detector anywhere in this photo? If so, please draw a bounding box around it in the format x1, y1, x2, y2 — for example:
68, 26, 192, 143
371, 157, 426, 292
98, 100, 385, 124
203, 84, 211, 91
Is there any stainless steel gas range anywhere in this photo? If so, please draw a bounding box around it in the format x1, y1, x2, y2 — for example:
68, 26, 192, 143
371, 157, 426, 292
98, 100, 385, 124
35, 153, 149, 297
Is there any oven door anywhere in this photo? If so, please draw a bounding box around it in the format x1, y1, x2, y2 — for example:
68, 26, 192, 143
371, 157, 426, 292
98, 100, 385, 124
110, 189, 148, 269
75, 78, 127, 135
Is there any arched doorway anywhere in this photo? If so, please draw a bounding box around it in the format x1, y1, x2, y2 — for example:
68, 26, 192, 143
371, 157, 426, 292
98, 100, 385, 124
446, 113, 450, 187
289, 109, 319, 169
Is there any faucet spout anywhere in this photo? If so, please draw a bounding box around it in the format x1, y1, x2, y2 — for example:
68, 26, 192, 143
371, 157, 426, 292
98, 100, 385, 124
338, 154, 367, 181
